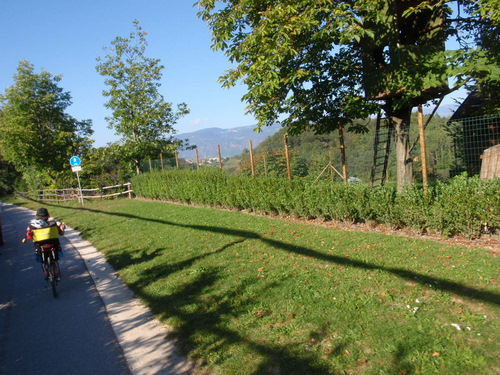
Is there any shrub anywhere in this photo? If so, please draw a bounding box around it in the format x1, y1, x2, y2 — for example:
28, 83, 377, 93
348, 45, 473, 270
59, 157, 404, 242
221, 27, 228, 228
430, 175, 500, 238
132, 170, 500, 239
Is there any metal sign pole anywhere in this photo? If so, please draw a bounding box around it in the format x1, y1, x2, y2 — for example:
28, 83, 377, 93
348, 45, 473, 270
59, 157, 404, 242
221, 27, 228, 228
70, 156, 83, 205
76, 170, 84, 206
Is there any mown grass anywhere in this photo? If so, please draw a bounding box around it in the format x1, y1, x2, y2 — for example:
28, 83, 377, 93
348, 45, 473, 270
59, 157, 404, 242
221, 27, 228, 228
6, 197, 499, 375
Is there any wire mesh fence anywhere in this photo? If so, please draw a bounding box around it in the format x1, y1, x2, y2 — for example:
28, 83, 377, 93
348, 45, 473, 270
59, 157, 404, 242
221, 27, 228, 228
446, 114, 500, 178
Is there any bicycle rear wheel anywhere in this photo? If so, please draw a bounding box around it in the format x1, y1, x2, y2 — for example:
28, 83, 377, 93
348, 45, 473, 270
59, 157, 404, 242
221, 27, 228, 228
47, 257, 58, 298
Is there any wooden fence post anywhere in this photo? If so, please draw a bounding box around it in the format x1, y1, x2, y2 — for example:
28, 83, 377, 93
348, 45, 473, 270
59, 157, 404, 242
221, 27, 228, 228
195, 149, 200, 169
175, 151, 179, 169
160, 153, 164, 171
149, 159, 152, 172
217, 145, 223, 171
329, 150, 334, 183
284, 134, 292, 180
263, 152, 268, 177
418, 105, 428, 194
338, 124, 348, 183
249, 140, 255, 177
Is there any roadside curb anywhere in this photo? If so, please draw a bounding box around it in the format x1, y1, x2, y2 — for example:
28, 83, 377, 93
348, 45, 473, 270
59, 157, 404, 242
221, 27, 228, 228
62, 227, 196, 375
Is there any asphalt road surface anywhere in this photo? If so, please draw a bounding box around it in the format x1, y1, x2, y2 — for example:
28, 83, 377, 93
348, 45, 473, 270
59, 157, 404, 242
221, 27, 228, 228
0, 202, 195, 375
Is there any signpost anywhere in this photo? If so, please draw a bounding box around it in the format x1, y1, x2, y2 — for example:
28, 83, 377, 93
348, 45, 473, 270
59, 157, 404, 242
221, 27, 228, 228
70, 156, 84, 206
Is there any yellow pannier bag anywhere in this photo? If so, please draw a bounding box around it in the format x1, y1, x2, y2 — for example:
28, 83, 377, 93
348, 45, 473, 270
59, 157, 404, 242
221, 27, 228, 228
32, 226, 59, 242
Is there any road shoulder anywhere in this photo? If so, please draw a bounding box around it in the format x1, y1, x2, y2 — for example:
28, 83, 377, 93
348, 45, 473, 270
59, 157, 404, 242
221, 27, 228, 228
63, 227, 198, 375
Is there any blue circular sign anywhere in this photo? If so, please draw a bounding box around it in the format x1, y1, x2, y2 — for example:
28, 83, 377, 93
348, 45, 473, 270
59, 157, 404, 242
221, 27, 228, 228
70, 156, 81, 167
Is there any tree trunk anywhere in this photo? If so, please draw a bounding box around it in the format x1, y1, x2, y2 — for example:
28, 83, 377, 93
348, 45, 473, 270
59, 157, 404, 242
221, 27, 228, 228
135, 160, 141, 175
387, 106, 413, 191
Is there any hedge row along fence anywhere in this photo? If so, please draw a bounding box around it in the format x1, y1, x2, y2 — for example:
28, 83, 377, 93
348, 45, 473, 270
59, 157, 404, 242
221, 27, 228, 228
132, 169, 500, 239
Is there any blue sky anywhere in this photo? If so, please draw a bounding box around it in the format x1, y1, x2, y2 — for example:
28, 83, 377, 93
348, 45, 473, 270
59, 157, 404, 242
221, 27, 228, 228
1, 0, 466, 148
0, 0, 255, 147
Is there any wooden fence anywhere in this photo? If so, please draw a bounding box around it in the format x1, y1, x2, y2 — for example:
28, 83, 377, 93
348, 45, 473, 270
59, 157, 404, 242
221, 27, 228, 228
150, 133, 349, 182
16, 183, 133, 203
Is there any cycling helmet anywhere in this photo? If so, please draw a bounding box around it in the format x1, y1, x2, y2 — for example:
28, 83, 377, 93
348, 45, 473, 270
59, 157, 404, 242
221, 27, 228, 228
30, 219, 49, 229
36, 208, 49, 219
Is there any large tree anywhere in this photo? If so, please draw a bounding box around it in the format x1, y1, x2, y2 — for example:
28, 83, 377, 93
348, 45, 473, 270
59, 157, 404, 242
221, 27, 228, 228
0, 154, 21, 195
197, 0, 500, 189
96, 20, 189, 174
470, 0, 500, 113
0, 60, 93, 189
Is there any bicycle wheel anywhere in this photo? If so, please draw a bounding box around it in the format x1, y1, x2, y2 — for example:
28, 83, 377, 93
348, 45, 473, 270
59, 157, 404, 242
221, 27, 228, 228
47, 257, 58, 298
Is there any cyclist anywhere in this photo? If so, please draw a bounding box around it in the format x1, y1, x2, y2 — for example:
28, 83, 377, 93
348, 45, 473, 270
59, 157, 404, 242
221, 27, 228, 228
23, 208, 65, 279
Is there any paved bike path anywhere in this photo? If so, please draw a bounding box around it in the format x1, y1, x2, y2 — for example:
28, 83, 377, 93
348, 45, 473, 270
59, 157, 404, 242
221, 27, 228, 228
0, 202, 196, 375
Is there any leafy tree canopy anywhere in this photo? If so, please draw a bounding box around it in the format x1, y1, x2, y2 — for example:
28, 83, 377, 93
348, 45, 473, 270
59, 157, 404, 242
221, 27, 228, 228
0, 155, 21, 195
197, 0, 499, 189
83, 144, 136, 187
0, 60, 93, 188
198, 0, 499, 132
96, 20, 190, 174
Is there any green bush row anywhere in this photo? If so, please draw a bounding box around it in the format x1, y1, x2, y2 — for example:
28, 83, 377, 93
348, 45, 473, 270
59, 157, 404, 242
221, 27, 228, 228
132, 169, 500, 239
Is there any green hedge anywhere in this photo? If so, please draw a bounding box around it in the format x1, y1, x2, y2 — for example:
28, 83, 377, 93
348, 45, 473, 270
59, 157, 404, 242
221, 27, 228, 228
132, 169, 500, 239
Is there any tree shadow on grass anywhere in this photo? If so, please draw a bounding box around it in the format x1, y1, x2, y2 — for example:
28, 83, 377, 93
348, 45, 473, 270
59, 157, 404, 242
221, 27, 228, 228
63, 205, 500, 308
105, 238, 246, 280
131, 264, 335, 374
32, 202, 500, 373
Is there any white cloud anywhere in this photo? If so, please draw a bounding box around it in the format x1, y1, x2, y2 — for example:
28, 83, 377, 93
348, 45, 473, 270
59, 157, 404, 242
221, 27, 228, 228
191, 118, 209, 125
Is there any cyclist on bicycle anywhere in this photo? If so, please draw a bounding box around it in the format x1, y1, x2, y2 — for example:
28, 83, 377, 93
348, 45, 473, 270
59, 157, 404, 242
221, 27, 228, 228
23, 208, 65, 266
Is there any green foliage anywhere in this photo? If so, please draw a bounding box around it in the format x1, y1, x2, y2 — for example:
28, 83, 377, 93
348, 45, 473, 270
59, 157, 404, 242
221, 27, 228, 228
396, 184, 436, 233
0, 60, 93, 187
133, 169, 500, 239
459, 0, 500, 112
197, 0, 500, 190
430, 174, 500, 238
197, 0, 499, 124
0, 156, 21, 195
96, 20, 189, 174
197, 0, 378, 133
80, 144, 136, 188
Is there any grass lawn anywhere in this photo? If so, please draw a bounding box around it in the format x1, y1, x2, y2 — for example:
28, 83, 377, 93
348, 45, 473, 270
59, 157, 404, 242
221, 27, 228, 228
7, 197, 499, 375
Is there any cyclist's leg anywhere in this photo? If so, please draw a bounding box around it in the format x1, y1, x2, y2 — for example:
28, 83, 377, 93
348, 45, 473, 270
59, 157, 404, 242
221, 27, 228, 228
42, 250, 52, 280
34, 243, 42, 262
55, 239, 63, 259
42, 262, 49, 280
47, 256, 54, 278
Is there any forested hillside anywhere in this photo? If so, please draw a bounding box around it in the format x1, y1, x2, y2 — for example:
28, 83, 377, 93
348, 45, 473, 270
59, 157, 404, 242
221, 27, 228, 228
228, 113, 454, 184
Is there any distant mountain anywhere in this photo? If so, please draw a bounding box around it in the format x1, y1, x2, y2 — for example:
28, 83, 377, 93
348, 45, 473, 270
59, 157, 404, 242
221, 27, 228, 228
175, 124, 281, 159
